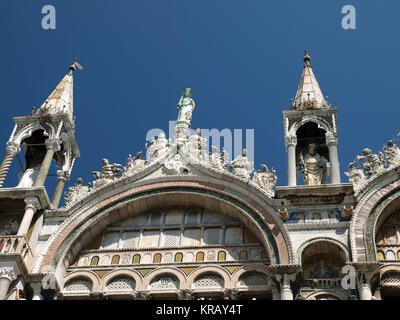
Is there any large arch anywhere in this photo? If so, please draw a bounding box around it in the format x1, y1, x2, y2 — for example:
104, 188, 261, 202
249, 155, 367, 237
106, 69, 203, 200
34, 174, 293, 285
350, 163, 400, 262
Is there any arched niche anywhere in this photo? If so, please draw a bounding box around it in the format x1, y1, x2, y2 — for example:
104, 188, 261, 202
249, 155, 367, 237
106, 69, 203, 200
300, 240, 347, 282
36, 181, 293, 285
296, 122, 328, 160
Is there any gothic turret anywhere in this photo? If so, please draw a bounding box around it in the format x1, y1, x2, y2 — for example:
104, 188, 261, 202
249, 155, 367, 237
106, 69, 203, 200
283, 51, 340, 186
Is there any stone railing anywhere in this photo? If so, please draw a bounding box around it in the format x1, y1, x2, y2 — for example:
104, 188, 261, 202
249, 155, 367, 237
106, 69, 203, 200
0, 235, 34, 270
71, 244, 268, 268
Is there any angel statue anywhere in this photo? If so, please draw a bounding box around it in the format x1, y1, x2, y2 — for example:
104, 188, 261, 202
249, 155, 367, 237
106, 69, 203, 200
92, 158, 123, 189
177, 87, 195, 126
207, 145, 228, 171
383, 139, 400, 167
145, 133, 169, 162
228, 149, 253, 180
252, 164, 277, 196
355, 148, 386, 177
123, 151, 148, 177
344, 161, 367, 190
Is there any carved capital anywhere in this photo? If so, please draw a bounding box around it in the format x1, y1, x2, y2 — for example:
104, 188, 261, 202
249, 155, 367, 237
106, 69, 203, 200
56, 170, 70, 182
0, 265, 17, 281
45, 138, 61, 151
6, 141, 20, 156
24, 196, 41, 212
278, 208, 289, 221
177, 289, 194, 300
285, 134, 297, 149
325, 132, 338, 147
135, 290, 151, 300
223, 288, 240, 300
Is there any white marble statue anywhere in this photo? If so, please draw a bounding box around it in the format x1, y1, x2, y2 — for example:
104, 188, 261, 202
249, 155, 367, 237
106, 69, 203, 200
92, 158, 122, 189
252, 164, 277, 196
228, 149, 253, 180
163, 154, 190, 175
344, 161, 367, 190
207, 146, 228, 171
123, 152, 148, 177
145, 133, 169, 162
64, 178, 91, 205
186, 128, 207, 162
177, 87, 195, 125
355, 148, 386, 177
298, 143, 328, 185
383, 140, 400, 167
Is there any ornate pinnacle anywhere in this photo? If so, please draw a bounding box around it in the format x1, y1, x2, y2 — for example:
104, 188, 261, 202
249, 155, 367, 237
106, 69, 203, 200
303, 50, 311, 66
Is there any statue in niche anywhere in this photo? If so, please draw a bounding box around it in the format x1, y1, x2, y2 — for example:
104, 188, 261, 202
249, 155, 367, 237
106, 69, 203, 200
177, 87, 195, 125
383, 139, 400, 167
64, 178, 91, 205
123, 151, 148, 176
345, 161, 367, 189
252, 164, 277, 196
92, 158, 122, 188
298, 143, 328, 185
355, 148, 386, 177
145, 133, 169, 162
186, 128, 207, 162
228, 149, 253, 180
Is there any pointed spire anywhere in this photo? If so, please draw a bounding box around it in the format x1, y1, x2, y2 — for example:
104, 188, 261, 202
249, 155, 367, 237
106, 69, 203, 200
292, 50, 328, 110
36, 59, 82, 120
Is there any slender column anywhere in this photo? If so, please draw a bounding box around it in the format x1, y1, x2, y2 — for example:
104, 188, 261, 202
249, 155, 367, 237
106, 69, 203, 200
326, 132, 341, 184
271, 287, 280, 300
358, 271, 374, 300
31, 282, 43, 300
285, 135, 297, 186
275, 273, 296, 300
34, 138, 61, 187
0, 142, 20, 188
51, 170, 70, 208
0, 265, 17, 300
17, 197, 40, 236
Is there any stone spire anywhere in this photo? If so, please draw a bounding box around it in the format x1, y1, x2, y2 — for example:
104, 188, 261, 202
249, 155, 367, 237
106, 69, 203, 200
36, 60, 80, 120
292, 51, 328, 110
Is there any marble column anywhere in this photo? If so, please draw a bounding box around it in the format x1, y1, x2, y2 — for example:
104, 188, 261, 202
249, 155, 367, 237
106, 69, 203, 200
326, 132, 341, 184
271, 287, 280, 300
17, 197, 40, 236
358, 271, 374, 300
31, 282, 43, 300
0, 265, 17, 300
286, 135, 297, 186
34, 138, 61, 187
0, 142, 20, 188
51, 170, 70, 208
275, 273, 296, 300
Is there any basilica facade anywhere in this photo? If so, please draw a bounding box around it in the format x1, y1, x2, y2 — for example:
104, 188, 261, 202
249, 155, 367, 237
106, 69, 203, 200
0, 52, 399, 300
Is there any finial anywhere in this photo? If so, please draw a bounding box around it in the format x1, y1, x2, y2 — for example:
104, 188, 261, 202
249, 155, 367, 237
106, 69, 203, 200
303, 50, 311, 66
68, 58, 83, 75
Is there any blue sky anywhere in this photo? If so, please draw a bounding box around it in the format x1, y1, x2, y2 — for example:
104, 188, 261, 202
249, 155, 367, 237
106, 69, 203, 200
0, 1, 399, 202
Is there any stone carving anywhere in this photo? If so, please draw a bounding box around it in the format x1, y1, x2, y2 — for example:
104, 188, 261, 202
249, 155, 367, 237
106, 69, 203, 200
251, 164, 277, 196
145, 133, 169, 162
355, 148, 386, 177
383, 139, 400, 167
163, 154, 190, 175
122, 152, 148, 177
298, 143, 328, 185
64, 178, 91, 205
344, 161, 367, 190
92, 158, 122, 189
207, 146, 228, 171
186, 128, 207, 161
177, 87, 195, 125
228, 149, 253, 180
